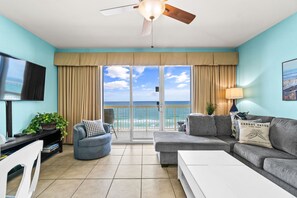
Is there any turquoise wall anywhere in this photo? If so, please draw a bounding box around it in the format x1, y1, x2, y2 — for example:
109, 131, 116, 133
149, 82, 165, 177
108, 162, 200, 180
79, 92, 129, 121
237, 13, 297, 119
0, 16, 57, 136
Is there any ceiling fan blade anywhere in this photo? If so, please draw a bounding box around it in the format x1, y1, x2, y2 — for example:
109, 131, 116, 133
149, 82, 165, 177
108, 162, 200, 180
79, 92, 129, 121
100, 4, 137, 16
163, 4, 196, 24
141, 19, 152, 36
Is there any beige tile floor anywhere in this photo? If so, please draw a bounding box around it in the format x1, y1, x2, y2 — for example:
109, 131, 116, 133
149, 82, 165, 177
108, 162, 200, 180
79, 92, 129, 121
6, 144, 186, 198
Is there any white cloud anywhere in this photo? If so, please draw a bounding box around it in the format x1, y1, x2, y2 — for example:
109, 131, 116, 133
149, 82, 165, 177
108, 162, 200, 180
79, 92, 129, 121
105, 66, 129, 80
133, 66, 145, 80
165, 72, 172, 78
104, 81, 129, 90
177, 84, 187, 88
134, 67, 145, 74
165, 72, 190, 83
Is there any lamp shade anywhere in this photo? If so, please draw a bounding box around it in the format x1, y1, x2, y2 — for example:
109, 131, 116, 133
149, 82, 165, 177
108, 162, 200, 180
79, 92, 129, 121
226, 88, 243, 99
138, 0, 165, 21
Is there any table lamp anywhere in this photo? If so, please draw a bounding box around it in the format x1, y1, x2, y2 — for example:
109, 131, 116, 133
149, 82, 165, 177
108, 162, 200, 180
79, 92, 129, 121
226, 88, 243, 112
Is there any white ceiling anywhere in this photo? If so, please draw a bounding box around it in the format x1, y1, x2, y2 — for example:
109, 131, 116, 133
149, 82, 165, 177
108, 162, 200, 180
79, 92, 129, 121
0, 0, 297, 49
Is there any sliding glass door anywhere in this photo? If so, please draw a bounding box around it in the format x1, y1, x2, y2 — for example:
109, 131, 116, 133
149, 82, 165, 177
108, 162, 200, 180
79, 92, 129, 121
103, 65, 191, 142
132, 66, 160, 139
164, 66, 191, 131
103, 66, 131, 141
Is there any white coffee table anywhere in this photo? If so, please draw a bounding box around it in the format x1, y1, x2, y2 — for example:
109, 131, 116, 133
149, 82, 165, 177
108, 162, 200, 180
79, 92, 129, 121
178, 150, 294, 198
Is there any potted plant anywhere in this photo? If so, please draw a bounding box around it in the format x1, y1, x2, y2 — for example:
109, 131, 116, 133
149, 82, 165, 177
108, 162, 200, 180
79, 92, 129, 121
206, 102, 217, 115
23, 112, 68, 139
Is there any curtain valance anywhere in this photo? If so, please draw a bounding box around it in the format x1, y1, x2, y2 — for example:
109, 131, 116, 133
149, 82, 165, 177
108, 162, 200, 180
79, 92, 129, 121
54, 52, 238, 66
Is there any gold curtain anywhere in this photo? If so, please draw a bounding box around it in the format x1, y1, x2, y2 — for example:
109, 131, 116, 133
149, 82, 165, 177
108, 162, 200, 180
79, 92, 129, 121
217, 66, 237, 114
58, 66, 100, 144
192, 65, 236, 115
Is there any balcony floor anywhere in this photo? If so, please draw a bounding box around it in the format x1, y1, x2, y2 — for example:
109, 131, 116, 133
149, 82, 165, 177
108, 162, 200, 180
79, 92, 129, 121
111, 131, 154, 143
111, 130, 177, 143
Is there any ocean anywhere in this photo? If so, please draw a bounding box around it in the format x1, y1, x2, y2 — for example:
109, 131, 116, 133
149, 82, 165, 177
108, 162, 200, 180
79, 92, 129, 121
104, 101, 190, 130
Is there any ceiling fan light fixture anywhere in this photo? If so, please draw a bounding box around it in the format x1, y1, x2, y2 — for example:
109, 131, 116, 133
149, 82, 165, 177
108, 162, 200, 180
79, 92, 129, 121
138, 0, 165, 21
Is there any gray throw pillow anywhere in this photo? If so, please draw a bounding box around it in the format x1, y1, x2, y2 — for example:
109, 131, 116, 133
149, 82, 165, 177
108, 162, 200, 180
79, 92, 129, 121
83, 119, 106, 137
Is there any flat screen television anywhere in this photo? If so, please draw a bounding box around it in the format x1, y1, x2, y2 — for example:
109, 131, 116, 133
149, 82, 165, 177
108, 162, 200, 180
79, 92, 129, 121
0, 53, 46, 101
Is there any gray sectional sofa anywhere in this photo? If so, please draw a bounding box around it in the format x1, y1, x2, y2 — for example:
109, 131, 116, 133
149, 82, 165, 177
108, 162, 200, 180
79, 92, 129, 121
153, 114, 297, 196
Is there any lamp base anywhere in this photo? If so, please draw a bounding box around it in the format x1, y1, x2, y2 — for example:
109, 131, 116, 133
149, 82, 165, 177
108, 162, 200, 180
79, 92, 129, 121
230, 99, 238, 112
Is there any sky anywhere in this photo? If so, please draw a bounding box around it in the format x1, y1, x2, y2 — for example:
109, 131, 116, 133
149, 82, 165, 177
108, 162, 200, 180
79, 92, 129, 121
3, 57, 26, 81
103, 66, 191, 102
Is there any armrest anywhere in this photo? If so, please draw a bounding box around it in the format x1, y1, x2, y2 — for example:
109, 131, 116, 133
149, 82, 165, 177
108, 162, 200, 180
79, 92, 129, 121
73, 123, 87, 146
103, 123, 111, 133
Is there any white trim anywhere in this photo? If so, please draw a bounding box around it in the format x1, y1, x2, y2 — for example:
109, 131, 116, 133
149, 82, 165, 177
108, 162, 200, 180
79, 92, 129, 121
130, 66, 134, 141
159, 66, 164, 131
190, 65, 194, 112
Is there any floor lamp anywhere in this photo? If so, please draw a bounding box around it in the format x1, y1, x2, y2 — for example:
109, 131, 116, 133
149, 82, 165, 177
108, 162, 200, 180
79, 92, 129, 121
226, 88, 243, 112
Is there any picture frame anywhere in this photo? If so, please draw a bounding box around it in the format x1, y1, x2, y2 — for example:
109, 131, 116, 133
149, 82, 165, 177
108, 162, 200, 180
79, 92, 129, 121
282, 58, 297, 101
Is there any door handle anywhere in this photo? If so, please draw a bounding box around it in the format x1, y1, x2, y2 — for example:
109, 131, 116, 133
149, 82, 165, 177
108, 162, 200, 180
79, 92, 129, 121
156, 101, 160, 111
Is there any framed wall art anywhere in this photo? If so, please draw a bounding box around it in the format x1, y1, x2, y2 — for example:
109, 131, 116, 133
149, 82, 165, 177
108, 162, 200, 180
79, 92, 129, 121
282, 58, 297, 101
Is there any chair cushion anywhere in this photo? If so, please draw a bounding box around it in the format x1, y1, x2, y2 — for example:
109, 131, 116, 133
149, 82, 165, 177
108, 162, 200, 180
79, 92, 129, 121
214, 115, 232, 136
188, 115, 217, 136
270, 118, 297, 157
264, 158, 297, 189
79, 133, 111, 147
154, 132, 230, 153
83, 119, 106, 137
234, 143, 295, 168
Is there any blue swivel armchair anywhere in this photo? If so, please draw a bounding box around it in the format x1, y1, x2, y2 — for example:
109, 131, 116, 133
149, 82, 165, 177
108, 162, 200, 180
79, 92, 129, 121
73, 122, 112, 160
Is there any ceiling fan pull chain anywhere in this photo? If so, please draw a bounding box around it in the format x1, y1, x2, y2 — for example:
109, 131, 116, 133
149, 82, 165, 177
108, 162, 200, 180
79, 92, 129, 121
151, 19, 154, 48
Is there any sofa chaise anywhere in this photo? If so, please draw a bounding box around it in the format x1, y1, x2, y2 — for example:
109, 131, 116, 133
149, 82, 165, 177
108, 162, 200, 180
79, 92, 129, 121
153, 114, 297, 196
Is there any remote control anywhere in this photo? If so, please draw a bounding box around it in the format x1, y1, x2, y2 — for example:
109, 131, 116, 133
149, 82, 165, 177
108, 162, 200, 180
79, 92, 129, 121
14, 133, 27, 137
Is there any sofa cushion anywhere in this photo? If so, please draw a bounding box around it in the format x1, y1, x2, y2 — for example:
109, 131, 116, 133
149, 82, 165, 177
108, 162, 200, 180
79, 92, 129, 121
188, 115, 217, 136
214, 115, 232, 136
154, 132, 230, 153
79, 133, 111, 147
234, 143, 295, 168
264, 158, 297, 189
270, 118, 297, 157
217, 136, 237, 152
246, 115, 275, 123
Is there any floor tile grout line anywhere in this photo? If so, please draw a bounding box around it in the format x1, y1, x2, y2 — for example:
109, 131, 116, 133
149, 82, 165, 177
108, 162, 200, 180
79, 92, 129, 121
140, 144, 144, 198
34, 179, 55, 198
168, 172, 178, 198
69, 178, 84, 198
69, 160, 99, 197
37, 163, 74, 197
105, 148, 124, 197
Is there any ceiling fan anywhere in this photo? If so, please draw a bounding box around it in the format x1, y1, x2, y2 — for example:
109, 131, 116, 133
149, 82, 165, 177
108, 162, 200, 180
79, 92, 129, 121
100, 0, 196, 36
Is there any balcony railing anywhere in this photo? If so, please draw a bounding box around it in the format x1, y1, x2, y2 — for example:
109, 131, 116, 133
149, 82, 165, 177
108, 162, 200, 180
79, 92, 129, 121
104, 105, 190, 132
